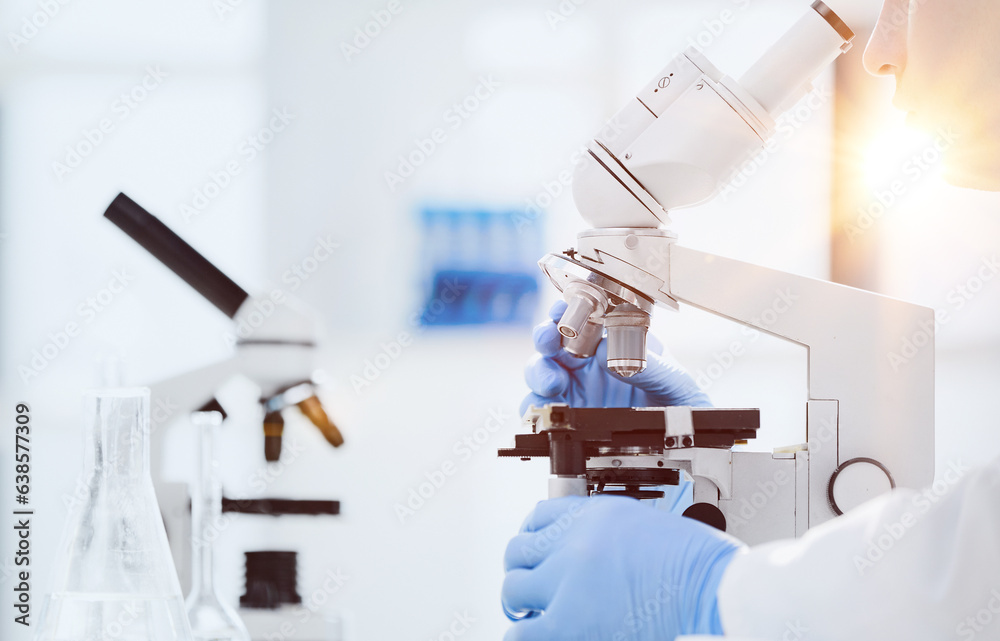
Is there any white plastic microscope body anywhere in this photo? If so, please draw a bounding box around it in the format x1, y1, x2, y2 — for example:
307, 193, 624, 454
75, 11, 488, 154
102, 191, 344, 595
147, 294, 326, 592
542, 2, 935, 543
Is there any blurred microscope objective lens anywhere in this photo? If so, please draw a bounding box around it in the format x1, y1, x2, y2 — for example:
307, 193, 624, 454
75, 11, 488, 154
296, 395, 344, 448
263, 411, 284, 462
605, 303, 650, 377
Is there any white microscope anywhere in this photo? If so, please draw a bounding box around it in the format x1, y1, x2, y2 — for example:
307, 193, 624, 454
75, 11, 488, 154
103, 193, 344, 590
502, 2, 935, 545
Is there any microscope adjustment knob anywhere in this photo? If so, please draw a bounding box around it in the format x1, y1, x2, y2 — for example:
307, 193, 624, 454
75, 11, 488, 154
827, 457, 895, 516
297, 395, 344, 448
682, 503, 727, 532
263, 411, 284, 462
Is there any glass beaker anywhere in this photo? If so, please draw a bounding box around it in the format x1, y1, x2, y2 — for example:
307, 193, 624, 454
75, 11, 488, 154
185, 411, 249, 641
35, 388, 193, 641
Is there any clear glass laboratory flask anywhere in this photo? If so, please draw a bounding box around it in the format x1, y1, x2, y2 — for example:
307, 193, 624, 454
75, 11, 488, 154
185, 411, 249, 641
35, 388, 193, 641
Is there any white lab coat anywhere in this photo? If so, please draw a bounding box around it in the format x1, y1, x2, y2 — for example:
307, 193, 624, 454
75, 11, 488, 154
717, 456, 1000, 640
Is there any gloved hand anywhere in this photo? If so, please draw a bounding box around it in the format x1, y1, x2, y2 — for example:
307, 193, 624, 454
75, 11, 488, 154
502, 495, 744, 641
521, 301, 712, 415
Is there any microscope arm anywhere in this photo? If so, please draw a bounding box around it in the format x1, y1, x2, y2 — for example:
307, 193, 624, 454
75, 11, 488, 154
561, 229, 934, 532
142, 355, 240, 594
668, 245, 935, 493
146, 355, 243, 482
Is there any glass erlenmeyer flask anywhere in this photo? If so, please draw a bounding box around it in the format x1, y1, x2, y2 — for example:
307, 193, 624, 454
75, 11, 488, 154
185, 411, 249, 641
35, 388, 193, 641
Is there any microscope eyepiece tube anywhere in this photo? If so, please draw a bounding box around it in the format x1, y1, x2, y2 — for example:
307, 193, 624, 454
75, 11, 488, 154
812, 1, 854, 42
605, 304, 651, 378
739, 1, 855, 118
103, 193, 250, 319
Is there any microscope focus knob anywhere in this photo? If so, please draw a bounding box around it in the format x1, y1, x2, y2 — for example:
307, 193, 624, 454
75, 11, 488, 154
297, 395, 344, 448
682, 503, 727, 532
263, 411, 284, 462
827, 458, 896, 516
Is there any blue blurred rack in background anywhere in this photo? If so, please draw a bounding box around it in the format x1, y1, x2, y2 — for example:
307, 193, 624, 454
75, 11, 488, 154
418, 207, 543, 327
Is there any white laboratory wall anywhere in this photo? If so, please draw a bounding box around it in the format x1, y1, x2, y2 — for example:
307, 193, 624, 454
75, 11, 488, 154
2, 1, 999, 641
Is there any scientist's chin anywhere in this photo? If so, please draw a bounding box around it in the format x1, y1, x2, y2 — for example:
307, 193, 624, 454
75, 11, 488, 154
941, 144, 1000, 193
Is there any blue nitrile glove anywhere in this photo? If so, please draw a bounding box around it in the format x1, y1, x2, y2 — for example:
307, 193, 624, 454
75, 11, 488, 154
520, 301, 712, 416
502, 495, 744, 641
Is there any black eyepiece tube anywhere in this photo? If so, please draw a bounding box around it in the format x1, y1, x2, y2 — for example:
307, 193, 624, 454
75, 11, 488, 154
103, 192, 250, 318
